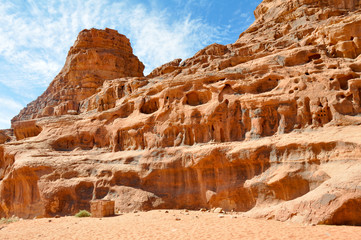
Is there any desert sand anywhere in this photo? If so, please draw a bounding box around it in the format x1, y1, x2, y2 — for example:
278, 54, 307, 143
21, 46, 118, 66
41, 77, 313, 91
1, 210, 360, 240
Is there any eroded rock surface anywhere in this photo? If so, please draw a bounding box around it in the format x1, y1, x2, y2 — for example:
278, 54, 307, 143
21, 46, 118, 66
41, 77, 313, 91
1, 0, 361, 225
12, 28, 144, 124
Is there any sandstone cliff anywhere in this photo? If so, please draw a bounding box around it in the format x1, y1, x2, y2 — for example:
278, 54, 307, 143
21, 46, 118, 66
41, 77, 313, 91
12, 28, 144, 124
2, 0, 361, 225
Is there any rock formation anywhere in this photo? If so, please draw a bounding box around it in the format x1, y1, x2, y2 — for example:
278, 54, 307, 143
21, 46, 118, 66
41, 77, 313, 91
0, 130, 11, 144
1, 0, 361, 225
12, 28, 144, 123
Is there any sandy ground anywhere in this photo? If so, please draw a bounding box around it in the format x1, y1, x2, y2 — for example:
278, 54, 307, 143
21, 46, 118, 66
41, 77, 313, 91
0, 210, 360, 240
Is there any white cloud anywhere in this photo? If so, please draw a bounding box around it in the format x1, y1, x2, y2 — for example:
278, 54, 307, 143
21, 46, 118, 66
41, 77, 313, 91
0, 97, 24, 129
0, 0, 225, 87
124, 6, 224, 73
0, 98, 23, 110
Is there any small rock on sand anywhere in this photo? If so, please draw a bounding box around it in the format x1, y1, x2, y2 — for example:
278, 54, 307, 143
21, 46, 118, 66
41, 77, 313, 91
214, 208, 223, 214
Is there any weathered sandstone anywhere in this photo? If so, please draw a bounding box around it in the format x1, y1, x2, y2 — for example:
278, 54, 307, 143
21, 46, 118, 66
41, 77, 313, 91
1, 0, 361, 226
12, 28, 144, 123
0, 130, 11, 144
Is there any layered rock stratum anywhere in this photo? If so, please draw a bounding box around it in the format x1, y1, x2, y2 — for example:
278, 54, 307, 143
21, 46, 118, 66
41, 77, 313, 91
1, 0, 361, 225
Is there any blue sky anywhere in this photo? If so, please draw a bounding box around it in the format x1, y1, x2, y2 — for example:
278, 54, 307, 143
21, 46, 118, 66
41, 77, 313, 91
0, 0, 262, 129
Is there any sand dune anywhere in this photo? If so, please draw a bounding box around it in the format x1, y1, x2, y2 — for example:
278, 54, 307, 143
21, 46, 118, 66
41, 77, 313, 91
1, 210, 360, 240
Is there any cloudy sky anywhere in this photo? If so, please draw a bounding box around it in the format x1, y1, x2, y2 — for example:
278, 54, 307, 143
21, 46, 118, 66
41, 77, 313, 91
0, 0, 262, 129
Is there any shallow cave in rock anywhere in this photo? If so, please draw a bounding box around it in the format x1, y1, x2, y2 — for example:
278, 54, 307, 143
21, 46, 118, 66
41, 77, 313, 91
327, 199, 361, 226
185, 91, 211, 106
140, 98, 159, 114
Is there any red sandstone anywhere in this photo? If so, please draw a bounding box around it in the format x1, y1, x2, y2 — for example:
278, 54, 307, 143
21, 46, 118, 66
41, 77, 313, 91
1, 0, 361, 226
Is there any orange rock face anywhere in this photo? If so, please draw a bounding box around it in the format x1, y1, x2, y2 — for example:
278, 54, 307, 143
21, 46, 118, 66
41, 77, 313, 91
0, 130, 11, 144
12, 28, 144, 123
2, 0, 361, 225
